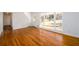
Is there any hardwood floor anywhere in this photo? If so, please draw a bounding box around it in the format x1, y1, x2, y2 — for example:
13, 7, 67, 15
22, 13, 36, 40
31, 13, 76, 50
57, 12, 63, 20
0, 26, 79, 46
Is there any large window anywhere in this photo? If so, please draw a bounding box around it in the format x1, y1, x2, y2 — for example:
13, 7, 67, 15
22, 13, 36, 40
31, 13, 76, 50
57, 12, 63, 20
40, 12, 63, 31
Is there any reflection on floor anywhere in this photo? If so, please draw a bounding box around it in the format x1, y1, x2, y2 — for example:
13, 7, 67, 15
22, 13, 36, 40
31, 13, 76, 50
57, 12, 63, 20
0, 26, 79, 46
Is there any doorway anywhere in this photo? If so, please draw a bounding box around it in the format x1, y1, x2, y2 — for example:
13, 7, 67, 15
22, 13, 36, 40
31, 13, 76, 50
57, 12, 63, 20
3, 12, 13, 31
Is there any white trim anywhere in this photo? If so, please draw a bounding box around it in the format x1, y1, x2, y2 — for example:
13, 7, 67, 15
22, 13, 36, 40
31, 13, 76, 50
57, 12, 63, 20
61, 32, 79, 38
54, 31, 79, 38
0, 32, 1, 35
53, 31, 79, 38
40, 27, 79, 38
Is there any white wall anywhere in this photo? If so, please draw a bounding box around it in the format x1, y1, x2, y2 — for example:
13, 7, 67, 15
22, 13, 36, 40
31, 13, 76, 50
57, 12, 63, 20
31, 12, 41, 27
12, 12, 32, 29
0, 12, 3, 35
62, 12, 79, 37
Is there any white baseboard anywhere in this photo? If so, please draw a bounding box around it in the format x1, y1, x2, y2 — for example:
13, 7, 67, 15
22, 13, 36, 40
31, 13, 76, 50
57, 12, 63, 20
53, 31, 79, 38
61, 32, 79, 38
40, 27, 79, 38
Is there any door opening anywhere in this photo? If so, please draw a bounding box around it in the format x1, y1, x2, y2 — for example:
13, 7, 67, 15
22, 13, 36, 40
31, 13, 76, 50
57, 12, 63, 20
3, 12, 13, 31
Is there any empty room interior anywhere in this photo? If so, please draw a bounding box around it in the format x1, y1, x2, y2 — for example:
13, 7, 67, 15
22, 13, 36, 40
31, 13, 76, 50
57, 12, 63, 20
0, 12, 79, 46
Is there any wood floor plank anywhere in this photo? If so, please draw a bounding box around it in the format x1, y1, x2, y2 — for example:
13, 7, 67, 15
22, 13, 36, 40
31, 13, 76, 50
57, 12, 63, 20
0, 26, 79, 46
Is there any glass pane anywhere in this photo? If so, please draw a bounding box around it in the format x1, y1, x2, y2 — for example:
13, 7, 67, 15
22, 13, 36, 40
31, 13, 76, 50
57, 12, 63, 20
55, 13, 63, 31
40, 13, 55, 30
39, 12, 63, 32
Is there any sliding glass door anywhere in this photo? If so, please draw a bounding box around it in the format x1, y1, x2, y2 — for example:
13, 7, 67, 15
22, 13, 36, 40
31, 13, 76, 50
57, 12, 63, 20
40, 12, 63, 32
